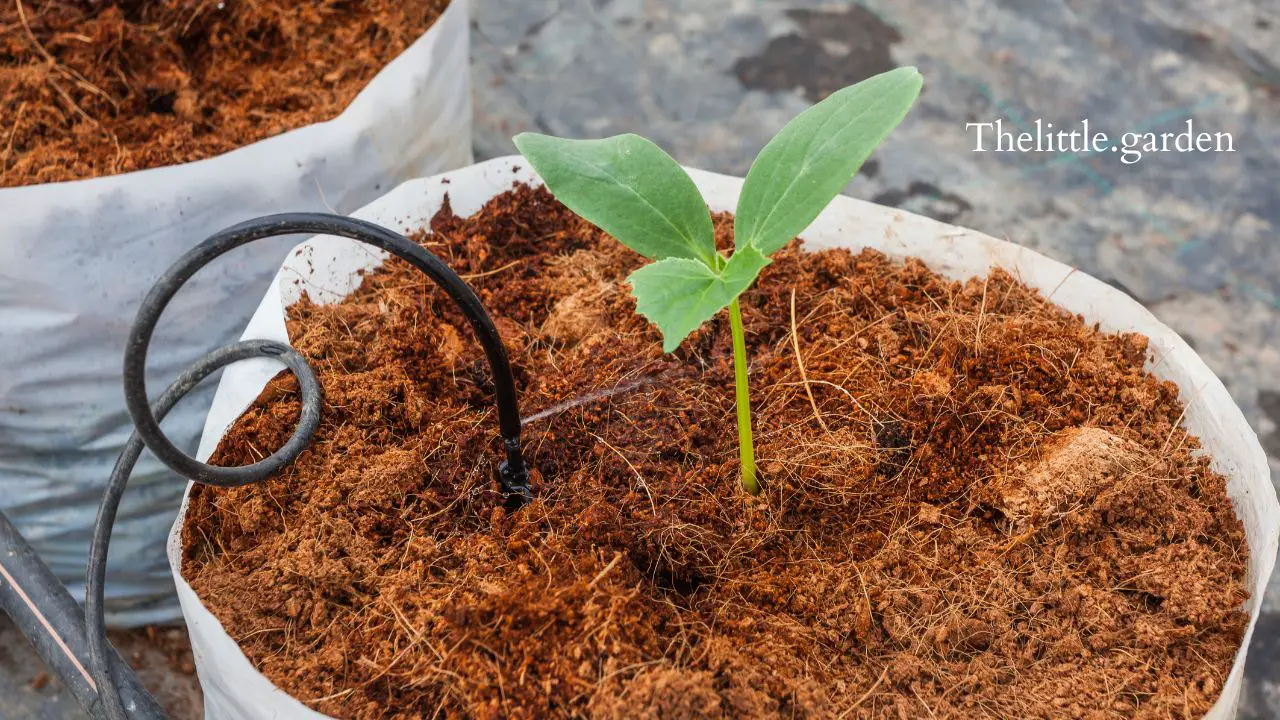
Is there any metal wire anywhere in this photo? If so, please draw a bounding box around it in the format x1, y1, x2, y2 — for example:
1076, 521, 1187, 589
86, 213, 532, 720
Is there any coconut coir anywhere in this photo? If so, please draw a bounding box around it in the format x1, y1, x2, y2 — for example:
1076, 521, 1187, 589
184, 185, 1249, 719
0, 0, 448, 187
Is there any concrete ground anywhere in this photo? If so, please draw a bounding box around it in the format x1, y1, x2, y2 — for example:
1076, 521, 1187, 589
4, 0, 1277, 717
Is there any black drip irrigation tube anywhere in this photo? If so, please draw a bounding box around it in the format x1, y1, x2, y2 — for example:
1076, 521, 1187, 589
0, 213, 531, 720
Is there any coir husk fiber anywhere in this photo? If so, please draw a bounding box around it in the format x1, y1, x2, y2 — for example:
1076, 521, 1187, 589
185, 185, 1248, 719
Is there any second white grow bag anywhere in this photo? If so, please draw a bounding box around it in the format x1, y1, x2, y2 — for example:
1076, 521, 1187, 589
173, 156, 1279, 719
0, 0, 472, 626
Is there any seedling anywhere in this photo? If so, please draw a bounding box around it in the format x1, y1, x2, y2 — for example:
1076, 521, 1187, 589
515, 67, 923, 494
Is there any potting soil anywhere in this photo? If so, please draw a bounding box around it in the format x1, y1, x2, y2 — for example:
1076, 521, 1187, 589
185, 185, 1249, 719
0, 0, 449, 187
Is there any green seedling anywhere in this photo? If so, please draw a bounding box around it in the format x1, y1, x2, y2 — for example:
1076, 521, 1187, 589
515, 67, 923, 494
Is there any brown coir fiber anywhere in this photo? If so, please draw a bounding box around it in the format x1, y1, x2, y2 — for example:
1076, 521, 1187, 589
0, 0, 448, 187
184, 185, 1249, 719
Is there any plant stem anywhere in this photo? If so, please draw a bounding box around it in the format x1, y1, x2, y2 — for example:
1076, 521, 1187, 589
728, 298, 758, 494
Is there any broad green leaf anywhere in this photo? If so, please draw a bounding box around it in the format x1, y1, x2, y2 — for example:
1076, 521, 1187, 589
735, 66, 923, 255
514, 132, 717, 266
628, 246, 771, 353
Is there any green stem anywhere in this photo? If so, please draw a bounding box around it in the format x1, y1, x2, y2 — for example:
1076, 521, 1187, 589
728, 299, 758, 494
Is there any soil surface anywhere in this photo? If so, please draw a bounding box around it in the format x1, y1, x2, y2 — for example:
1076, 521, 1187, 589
185, 185, 1250, 719
106, 625, 201, 720
0, 0, 449, 187
3, 619, 201, 720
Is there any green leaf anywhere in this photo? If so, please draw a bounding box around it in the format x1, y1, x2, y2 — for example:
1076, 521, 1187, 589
628, 246, 771, 353
514, 132, 717, 266
735, 66, 923, 255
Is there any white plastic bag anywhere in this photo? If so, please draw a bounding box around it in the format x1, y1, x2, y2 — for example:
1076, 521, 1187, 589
174, 156, 1279, 719
0, 0, 472, 626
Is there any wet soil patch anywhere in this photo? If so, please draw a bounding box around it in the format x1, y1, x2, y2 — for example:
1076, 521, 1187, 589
733, 6, 902, 102
871, 180, 973, 224
185, 185, 1248, 718
1, 0, 449, 187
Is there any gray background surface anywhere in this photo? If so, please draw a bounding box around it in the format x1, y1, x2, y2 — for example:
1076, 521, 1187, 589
4, 0, 1277, 716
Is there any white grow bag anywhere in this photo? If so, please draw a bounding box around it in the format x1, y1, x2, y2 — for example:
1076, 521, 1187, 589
0, 0, 471, 626
175, 156, 1279, 719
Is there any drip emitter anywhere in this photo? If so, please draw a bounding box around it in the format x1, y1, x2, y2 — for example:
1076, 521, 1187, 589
0, 213, 530, 720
